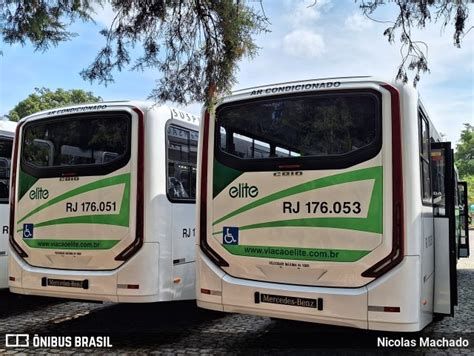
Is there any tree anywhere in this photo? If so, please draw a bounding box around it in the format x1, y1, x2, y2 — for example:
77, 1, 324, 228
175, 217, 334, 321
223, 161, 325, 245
7, 87, 102, 121
455, 123, 474, 178
463, 175, 474, 218
0, 0, 95, 54
359, 0, 471, 86
1, 1, 268, 106
455, 124, 474, 223
0, 1, 470, 102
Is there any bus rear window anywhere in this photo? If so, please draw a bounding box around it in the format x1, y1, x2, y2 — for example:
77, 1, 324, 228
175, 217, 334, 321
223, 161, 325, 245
21, 113, 131, 176
216, 92, 381, 169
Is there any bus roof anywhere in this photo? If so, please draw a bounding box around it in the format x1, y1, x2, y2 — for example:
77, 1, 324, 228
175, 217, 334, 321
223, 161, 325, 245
16, 101, 199, 126
0, 119, 17, 137
232, 76, 374, 94
230, 76, 407, 96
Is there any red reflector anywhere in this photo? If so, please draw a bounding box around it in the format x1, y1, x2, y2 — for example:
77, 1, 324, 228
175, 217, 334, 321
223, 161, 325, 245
61, 172, 77, 177
127, 284, 139, 290
9, 276, 15, 281
384, 306, 400, 313
201, 288, 211, 295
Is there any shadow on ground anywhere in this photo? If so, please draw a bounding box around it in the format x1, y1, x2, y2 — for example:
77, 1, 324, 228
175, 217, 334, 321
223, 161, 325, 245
0, 290, 67, 319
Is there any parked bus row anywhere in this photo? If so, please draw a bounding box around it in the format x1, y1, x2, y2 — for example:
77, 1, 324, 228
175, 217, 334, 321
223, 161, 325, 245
4, 77, 471, 332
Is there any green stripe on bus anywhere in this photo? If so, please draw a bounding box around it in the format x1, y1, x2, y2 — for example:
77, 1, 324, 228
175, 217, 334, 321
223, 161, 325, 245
222, 244, 369, 262
17, 173, 131, 225
19, 170, 39, 201
23, 239, 120, 250
213, 159, 243, 198
17, 213, 130, 232
213, 214, 382, 234
212, 166, 383, 232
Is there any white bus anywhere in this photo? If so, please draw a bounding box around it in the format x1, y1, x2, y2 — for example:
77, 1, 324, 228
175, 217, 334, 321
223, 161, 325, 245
9, 101, 199, 302
196, 77, 470, 332
1, 120, 17, 288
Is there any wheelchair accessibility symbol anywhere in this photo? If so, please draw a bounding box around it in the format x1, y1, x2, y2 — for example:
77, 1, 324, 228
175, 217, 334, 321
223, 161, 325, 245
223, 227, 239, 245
23, 224, 34, 239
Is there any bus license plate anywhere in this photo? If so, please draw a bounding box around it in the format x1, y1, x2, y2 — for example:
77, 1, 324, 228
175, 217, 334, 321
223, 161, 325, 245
41, 277, 89, 289
254, 292, 323, 310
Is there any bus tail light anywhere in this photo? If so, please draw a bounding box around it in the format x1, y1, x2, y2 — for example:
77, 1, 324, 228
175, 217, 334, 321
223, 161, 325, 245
362, 84, 404, 278
115, 107, 145, 261
9, 121, 28, 258
199, 111, 229, 267
200, 288, 222, 296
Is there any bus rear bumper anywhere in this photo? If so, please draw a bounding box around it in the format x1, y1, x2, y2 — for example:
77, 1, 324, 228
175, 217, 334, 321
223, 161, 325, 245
197, 252, 427, 332
200, 274, 369, 330
8, 243, 166, 303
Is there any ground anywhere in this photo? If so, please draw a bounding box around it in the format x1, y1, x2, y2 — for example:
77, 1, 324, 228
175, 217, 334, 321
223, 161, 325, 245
0, 243, 473, 355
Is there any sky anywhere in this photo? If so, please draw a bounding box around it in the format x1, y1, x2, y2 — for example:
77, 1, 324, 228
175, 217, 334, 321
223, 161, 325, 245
0, 0, 472, 144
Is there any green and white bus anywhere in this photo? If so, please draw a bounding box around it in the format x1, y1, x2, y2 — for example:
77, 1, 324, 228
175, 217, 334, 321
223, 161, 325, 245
9, 102, 199, 302
1, 120, 16, 288
196, 77, 470, 331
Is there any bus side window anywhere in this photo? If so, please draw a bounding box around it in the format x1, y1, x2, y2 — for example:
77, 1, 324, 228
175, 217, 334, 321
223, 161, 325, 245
419, 110, 432, 205
0, 158, 10, 203
167, 125, 198, 201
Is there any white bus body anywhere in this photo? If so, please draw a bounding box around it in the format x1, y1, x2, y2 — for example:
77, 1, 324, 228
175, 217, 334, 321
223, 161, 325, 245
9, 102, 199, 302
0, 120, 17, 288
196, 77, 470, 331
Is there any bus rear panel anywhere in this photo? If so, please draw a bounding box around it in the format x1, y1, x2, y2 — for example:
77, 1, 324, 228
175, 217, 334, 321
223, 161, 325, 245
196, 78, 449, 331
9, 102, 198, 302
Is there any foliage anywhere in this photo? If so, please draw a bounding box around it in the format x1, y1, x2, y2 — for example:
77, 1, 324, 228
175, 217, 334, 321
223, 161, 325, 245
463, 175, 474, 212
359, 0, 471, 86
455, 123, 474, 178
1, 0, 268, 106
7, 87, 101, 121
1, 1, 470, 100
0, 0, 95, 53
86, 1, 267, 106
455, 124, 473, 225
